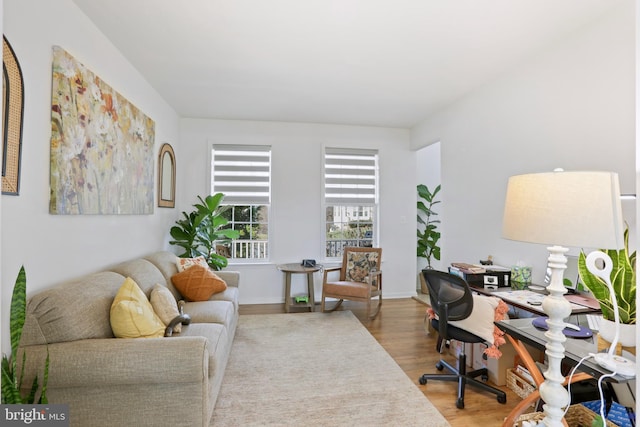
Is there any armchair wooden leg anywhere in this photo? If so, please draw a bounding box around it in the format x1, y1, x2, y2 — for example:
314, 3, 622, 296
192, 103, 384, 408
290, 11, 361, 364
322, 298, 344, 313
368, 295, 382, 319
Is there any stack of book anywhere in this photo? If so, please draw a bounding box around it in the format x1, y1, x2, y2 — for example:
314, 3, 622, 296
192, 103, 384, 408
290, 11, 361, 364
450, 263, 486, 274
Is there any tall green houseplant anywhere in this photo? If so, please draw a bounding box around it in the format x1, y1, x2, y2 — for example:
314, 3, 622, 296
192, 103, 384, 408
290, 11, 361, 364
169, 193, 241, 270
417, 184, 441, 269
577, 227, 636, 325
1, 267, 49, 404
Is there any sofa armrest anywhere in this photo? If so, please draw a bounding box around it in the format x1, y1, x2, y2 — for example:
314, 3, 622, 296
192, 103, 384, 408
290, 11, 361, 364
20, 336, 209, 389
216, 271, 239, 288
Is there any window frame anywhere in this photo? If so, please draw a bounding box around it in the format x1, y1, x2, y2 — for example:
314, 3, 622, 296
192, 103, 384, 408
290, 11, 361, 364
323, 147, 379, 260
210, 144, 271, 263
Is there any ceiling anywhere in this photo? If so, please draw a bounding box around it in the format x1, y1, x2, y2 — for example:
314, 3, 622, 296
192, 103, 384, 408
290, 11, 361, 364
72, 0, 624, 129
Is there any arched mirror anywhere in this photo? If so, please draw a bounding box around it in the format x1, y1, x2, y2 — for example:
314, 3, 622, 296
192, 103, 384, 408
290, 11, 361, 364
158, 143, 175, 208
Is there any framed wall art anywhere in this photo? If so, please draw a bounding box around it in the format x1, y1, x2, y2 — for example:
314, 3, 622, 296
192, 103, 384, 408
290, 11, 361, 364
49, 46, 155, 214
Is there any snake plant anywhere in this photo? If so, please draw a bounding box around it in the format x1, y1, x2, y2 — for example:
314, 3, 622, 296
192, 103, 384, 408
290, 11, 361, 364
1, 266, 49, 403
577, 227, 636, 325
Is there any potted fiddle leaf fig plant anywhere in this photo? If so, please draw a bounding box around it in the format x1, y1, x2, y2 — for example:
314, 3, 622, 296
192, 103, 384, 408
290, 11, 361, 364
1, 266, 49, 404
417, 184, 441, 295
169, 193, 240, 270
577, 226, 636, 346
417, 184, 441, 269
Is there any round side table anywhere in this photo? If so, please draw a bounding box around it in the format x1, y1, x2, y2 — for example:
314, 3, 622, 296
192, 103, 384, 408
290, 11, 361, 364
277, 263, 321, 313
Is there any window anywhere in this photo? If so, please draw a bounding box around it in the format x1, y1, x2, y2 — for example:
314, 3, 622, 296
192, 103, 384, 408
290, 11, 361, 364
324, 148, 378, 258
211, 145, 271, 261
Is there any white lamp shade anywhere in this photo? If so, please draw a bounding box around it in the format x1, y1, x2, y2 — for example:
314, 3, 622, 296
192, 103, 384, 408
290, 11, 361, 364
502, 171, 624, 250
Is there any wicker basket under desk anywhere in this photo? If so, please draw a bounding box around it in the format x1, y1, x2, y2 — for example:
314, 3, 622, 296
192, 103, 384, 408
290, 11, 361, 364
514, 404, 619, 427
506, 368, 536, 401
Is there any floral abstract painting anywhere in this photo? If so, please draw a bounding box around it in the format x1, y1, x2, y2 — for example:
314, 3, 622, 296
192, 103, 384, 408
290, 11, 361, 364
50, 46, 155, 214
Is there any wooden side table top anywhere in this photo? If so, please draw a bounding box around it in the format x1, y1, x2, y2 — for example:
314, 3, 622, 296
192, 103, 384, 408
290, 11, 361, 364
277, 263, 322, 273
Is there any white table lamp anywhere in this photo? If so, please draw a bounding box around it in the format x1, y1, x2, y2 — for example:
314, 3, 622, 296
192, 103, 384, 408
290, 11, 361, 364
502, 170, 625, 427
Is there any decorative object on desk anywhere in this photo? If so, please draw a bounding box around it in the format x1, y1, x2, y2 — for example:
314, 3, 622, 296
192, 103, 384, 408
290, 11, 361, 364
416, 184, 441, 269
502, 170, 625, 427
511, 263, 532, 285
169, 193, 240, 270
581, 251, 636, 377
578, 226, 635, 333
479, 256, 494, 265
598, 319, 635, 349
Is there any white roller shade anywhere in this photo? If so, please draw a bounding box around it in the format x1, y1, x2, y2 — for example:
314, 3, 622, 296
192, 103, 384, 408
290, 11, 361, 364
324, 148, 378, 205
212, 145, 271, 204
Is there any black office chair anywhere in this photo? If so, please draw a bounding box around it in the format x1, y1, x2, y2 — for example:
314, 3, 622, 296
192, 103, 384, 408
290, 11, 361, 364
419, 269, 507, 409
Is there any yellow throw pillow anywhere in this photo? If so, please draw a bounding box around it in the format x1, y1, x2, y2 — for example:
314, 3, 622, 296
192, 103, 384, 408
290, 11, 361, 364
171, 265, 227, 301
150, 284, 182, 334
110, 277, 165, 338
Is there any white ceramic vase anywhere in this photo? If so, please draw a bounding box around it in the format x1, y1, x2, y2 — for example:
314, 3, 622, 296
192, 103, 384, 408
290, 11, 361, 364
598, 317, 636, 348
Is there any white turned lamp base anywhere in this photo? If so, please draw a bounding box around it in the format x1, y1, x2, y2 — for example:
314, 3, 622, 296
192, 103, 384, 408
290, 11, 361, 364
539, 245, 572, 427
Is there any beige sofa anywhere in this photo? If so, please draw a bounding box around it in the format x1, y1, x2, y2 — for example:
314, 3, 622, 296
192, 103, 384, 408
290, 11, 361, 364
18, 251, 239, 427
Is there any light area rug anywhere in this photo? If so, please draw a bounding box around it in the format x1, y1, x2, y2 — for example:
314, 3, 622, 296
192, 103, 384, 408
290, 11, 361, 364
211, 311, 450, 426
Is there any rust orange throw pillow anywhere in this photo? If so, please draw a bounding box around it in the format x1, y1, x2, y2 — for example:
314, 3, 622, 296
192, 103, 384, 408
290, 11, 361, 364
171, 264, 227, 301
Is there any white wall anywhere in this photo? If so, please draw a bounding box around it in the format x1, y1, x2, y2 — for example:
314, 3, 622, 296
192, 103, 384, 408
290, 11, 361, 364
1, 0, 180, 352
179, 119, 416, 304
411, 3, 635, 284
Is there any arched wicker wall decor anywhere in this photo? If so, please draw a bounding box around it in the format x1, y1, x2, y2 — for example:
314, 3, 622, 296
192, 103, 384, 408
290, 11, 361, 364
2, 36, 24, 195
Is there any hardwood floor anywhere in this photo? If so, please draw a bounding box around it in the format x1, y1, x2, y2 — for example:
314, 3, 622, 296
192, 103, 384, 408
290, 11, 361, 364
239, 298, 522, 427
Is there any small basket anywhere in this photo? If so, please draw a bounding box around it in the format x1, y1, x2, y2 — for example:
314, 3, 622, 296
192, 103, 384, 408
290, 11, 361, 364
514, 404, 619, 427
507, 368, 536, 400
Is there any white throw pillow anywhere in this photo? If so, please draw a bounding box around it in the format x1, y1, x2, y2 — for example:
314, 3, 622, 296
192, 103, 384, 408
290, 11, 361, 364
449, 295, 501, 345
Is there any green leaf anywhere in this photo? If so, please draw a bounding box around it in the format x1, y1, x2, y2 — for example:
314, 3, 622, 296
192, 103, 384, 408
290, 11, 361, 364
10, 267, 26, 357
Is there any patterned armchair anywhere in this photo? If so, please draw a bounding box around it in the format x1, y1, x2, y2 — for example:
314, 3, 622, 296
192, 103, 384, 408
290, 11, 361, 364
321, 247, 382, 319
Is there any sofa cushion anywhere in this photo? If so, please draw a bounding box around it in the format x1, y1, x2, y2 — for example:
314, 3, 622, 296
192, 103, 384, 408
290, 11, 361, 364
110, 278, 165, 338
207, 286, 240, 312
21, 271, 126, 346
150, 284, 181, 334
179, 323, 231, 379
171, 265, 227, 301
182, 300, 235, 326
108, 258, 169, 296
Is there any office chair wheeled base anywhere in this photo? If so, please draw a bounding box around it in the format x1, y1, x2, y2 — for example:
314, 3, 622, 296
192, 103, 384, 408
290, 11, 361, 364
419, 353, 507, 409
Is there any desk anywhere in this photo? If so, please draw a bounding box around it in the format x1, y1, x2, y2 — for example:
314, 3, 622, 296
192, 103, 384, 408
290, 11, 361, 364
471, 286, 600, 317
497, 315, 630, 426
498, 315, 627, 382
277, 263, 321, 313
